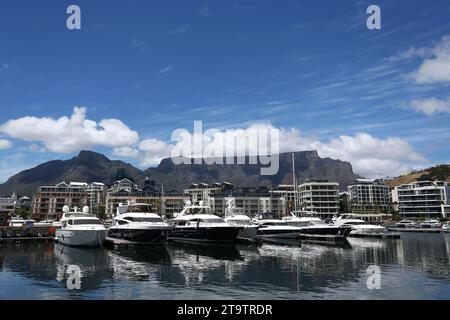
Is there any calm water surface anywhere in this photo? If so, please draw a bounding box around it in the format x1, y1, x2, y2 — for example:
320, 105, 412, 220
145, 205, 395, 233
1, 233, 449, 300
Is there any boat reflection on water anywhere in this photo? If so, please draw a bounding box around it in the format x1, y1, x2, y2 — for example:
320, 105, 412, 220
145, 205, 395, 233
0, 233, 449, 299
108, 245, 171, 281
166, 242, 242, 286
53, 244, 113, 292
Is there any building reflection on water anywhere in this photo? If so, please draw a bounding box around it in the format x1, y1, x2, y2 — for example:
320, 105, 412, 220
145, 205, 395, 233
0, 233, 449, 299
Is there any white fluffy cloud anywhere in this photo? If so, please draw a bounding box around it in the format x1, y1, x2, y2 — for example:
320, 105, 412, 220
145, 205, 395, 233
409, 97, 450, 116
310, 133, 426, 178
132, 123, 426, 178
408, 36, 450, 84
0, 107, 139, 153
138, 139, 173, 166
0, 139, 12, 150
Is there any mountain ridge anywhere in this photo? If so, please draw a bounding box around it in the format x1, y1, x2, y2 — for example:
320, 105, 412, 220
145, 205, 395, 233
0, 150, 362, 196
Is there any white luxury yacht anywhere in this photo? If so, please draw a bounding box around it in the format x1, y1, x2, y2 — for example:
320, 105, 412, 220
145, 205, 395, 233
55, 206, 108, 247
223, 199, 258, 240
168, 201, 242, 243
282, 211, 352, 236
108, 203, 172, 243
420, 219, 441, 229
333, 214, 386, 236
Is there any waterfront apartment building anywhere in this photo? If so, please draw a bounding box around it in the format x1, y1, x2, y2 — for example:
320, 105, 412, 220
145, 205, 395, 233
105, 178, 187, 218
391, 180, 450, 218
184, 183, 286, 217
0, 192, 17, 215
32, 182, 106, 221
184, 182, 233, 205
32, 182, 89, 221
270, 185, 298, 215
348, 179, 390, 213
298, 179, 339, 218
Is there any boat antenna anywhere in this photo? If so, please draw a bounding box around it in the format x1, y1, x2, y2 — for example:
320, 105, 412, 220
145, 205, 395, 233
292, 152, 298, 213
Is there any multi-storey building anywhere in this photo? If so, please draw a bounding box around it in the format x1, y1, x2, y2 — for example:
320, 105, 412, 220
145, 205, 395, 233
299, 178, 339, 218
184, 183, 286, 217
270, 185, 298, 215
392, 180, 450, 218
105, 178, 187, 218
184, 182, 232, 204
32, 182, 90, 221
0, 192, 17, 215
348, 179, 390, 213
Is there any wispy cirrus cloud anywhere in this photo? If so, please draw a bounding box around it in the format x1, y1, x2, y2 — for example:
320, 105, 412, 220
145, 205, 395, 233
164, 25, 189, 35
157, 65, 174, 74
198, 7, 211, 17
130, 38, 151, 52
409, 96, 450, 116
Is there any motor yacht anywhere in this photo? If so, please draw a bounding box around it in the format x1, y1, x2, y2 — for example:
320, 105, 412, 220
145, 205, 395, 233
420, 219, 441, 229
333, 215, 386, 236
108, 203, 171, 243
395, 220, 419, 228
168, 201, 241, 243
282, 212, 352, 236
55, 206, 107, 247
223, 199, 258, 240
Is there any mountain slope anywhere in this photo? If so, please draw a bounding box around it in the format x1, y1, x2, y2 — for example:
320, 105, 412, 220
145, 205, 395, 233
145, 150, 361, 191
0, 150, 362, 196
0, 151, 145, 196
386, 165, 450, 188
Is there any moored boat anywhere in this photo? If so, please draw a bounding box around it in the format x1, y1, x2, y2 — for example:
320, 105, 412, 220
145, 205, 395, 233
55, 206, 107, 247
168, 201, 241, 243
108, 203, 171, 243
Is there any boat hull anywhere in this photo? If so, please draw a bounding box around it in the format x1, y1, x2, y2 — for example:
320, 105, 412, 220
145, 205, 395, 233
55, 229, 108, 247
168, 226, 241, 243
256, 226, 351, 239
108, 228, 169, 243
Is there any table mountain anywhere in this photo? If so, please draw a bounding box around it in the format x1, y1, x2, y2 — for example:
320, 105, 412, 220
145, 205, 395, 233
0, 150, 361, 196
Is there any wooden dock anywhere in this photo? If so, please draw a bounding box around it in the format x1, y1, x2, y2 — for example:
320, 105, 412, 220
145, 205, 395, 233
0, 236, 54, 244
1, 226, 55, 244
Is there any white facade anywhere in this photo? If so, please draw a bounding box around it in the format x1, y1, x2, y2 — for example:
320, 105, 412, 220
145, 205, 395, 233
299, 179, 339, 217
348, 179, 390, 213
392, 180, 450, 218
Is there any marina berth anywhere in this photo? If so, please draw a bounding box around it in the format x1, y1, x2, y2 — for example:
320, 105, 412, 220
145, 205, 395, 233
333, 214, 387, 236
108, 203, 171, 244
168, 201, 242, 243
54, 205, 107, 247
223, 199, 258, 240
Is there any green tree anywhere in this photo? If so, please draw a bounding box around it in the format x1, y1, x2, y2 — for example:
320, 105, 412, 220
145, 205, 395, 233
15, 208, 31, 220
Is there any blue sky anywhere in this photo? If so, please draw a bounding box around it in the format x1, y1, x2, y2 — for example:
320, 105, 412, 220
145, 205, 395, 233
1, 0, 450, 182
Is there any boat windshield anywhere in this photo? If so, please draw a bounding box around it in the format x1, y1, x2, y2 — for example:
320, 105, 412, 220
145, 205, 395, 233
125, 205, 153, 213
228, 219, 251, 226
72, 219, 103, 225
200, 218, 224, 223
124, 217, 164, 223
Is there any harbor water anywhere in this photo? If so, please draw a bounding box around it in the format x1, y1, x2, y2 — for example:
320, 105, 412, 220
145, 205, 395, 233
0, 233, 449, 300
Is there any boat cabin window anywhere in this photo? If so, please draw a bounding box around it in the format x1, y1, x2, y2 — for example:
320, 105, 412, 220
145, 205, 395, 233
117, 220, 129, 225
73, 219, 103, 225
67, 220, 73, 225
200, 218, 224, 223
125, 205, 154, 213
261, 222, 285, 226
186, 207, 210, 215
124, 217, 164, 223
